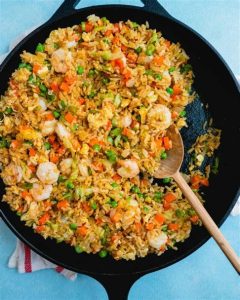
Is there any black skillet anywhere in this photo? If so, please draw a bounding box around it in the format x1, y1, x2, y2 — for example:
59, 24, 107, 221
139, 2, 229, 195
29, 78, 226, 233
0, 0, 240, 299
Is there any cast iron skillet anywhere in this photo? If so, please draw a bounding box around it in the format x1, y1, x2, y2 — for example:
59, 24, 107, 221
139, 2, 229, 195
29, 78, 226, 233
0, 0, 240, 299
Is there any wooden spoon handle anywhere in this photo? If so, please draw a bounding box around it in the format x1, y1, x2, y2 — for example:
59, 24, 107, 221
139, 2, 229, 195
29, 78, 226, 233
173, 171, 240, 274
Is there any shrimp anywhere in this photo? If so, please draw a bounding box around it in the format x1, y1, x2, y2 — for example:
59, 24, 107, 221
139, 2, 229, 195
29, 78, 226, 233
147, 104, 171, 131
55, 122, 71, 140
51, 48, 72, 73
147, 229, 168, 249
38, 97, 47, 111
117, 159, 140, 178
36, 162, 60, 184
2, 163, 22, 185
30, 183, 53, 201
40, 120, 57, 136
120, 114, 132, 128
78, 159, 90, 177
59, 158, 73, 175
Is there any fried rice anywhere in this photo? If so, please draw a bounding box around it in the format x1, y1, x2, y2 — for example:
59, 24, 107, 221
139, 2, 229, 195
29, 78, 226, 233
0, 15, 221, 260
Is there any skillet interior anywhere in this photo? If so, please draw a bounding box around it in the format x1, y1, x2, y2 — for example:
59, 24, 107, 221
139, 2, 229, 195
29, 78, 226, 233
0, 5, 240, 277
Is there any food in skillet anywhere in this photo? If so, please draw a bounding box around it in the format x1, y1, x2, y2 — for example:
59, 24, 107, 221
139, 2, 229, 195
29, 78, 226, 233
0, 15, 220, 260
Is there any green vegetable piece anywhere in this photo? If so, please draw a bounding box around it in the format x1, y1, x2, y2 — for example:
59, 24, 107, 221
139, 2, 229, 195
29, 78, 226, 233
110, 127, 122, 138
145, 44, 155, 56
28, 74, 35, 84
131, 21, 139, 28
179, 110, 186, 117
75, 245, 84, 253
88, 68, 97, 77
143, 206, 150, 213
212, 157, 219, 175
39, 83, 47, 93
58, 175, 66, 183
131, 185, 141, 194
154, 73, 162, 80
101, 51, 112, 61
161, 225, 168, 232
135, 46, 142, 54
187, 208, 196, 216
44, 142, 51, 150
53, 110, 61, 119
4, 107, 13, 115
102, 77, 110, 84
108, 198, 118, 208
175, 209, 186, 218
69, 223, 77, 230
60, 100, 67, 109
81, 22, 86, 32
169, 66, 176, 73
16, 211, 22, 216
161, 151, 167, 160
111, 182, 119, 188
107, 136, 113, 144
91, 202, 97, 210
77, 66, 84, 75
23, 182, 33, 189
180, 64, 192, 74
93, 144, 101, 152
73, 123, 79, 131
144, 69, 154, 76
114, 135, 121, 147
166, 87, 173, 95
162, 177, 171, 184
99, 249, 108, 258
88, 91, 96, 99
105, 150, 117, 163
24, 140, 33, 146
19, 62, 32, 71
36, 43, 45, 52
154, 191, 163, 202
0, 138, 9, 148
149, 32, 158, 44
66, 180, 75, 190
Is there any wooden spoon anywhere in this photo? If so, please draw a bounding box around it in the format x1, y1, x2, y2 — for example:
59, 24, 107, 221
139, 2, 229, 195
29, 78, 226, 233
154, 125, 240, 274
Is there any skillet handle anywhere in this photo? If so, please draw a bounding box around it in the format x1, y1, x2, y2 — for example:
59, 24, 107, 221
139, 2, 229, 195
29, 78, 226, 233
48, 0, 82, 23
141, 0, 172, 17
92, 273, 141, 300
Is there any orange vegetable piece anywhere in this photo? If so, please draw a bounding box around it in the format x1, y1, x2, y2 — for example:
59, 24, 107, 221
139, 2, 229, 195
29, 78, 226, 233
48, 135, 56, 144
146, 223, 155, 231
190, 215, 199, 223
135, 222, 142, 233
45, 112, 55, 121
164, 192, 176, 203
112, 174, 121, 181
21, 190, 30, 199
163, 136, 172, 150
114, 59, 124, 71
171, 111, 179, 119
57, 145, 65, 155
64, 74, 77, 85
153, 56, 164, 66
165, 40, 171, 48
64, 112, 75, 123
155, 214, 165, 225
113, 23, 120, 32
95, 218, 103, 225
50, 82, 59, 92
33, 63, 41, 74
111, 211, 121, 223
28, 164, 36, 173
78, 98, 86, 105
112, 36, 119, 44
11, 140, 21, 148
29, 148, 37, 157
36, 225, 45, 233
38, 213, 50, 225
173, 84, 182, 95
60, 82, 70, 92
155, 137, 162, 149
92, 161, 104, 172
127, 52, 138, 63
163, 200, 171, 210
82, 202, 91, 213
106, 120, 112, 131
57, 200, 69, 209
168, 223, 179, 231
77, 225, 88, 236
50, 152, 59, 163
201, 178, 209, 187
104, 29, 112, 36
121, 44, 127, 52
122, 69, 131, 80
122, 127, 131, 137
85, 22, 94, 32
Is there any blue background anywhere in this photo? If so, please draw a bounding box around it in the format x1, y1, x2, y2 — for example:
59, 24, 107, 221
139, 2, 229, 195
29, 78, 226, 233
0, 1, 239, 299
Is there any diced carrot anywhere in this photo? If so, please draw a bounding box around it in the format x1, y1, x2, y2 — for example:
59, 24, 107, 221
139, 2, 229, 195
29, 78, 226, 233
92, 161, 104, 172
163, 200, 171, 210
48, 135, 56, 144
173, 84, 182, 95
44, 200, 52, 209
85, 22, 94, 32
146, 223, 155, 231
50, 82, 59, 92
135, 222, 142, 233
201, 178, 209, 187
105, 120, 111, 131
28, 164, 36, 173
21, 190, 30, 199
113, 23, 120, 32
141, 179, 148, 187
82, 202, 91, 213
155, 137, 162, 149
89, 138, 105, 147
73, 34, 80, 41
38, 213, 50, 225
164, 192, 176, 203
78, 98, 86, 105
168, 223, 179, 231
122, 69, 131, 80
33, 63, 41, 74
45, 112, 55, 121
130, 120, 138, 129
11, 140, 21, 148
110, 211, 121, 223
64, 112, 75, 123
111, 234, 119, 242
57, 145, 65, 155
29, 148, 37, 157
190, 175, 201, 189
114, 59, 124, 71
171, 111, 179, 119
122, 127, 131, 137
60, 82, 70, 92
95, 218, 103, 225
149, 151, 156, 158
190, 215, 199, 223
34, 86, 40, 94
165, 40, 171, 48
57, 200, 69, 209
50, 152, 59, 163
64, 74, 77, 85
77, 225, 88, 236
163, 136, 172, 150
153, 56, 164, 66
155, 214, 165, 225
36, 225, 45, 233
127, 52, 138, 63
121, 44, 127, 52
112, 174, 121, 181
104, 29, 112, 36
112, 36, 119, 44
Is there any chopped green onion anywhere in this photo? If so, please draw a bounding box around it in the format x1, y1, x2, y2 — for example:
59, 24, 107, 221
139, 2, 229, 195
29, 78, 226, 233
69, 223, 77, 230
144, 69, 154, 76
108, 198, 118, 208
91, 202, 98, 210
81, 22, 86, 32
16, 211, 22, 216
88, 68, 97, 77
154, 73, 162, 80
161, 151, 167, 160
114, 135, 121, 147
102, 77, 110, 84
212, 157, 219, 175
63, 192, 72, 199
111, 182, 119, 188
23, 182, 33, 189
103, 38, 110, 44
4, 107, 13, 115
131, 21, 139, 28
169, 66, 176, 73
44, 142, 51, 150
111, 117, 118, 127
161, 225, 168, 232
143, 206, 150, 213
99, 249, 108, 258
105, 149, 117, 163
149, 32, 158, 44
24, 140, 33, 146
35, 43, 45, 52
162, 177, 171, 184
131, 185, 141, 194
107, 136, 113, 144
110, 127, 122, 138
28, 74, 35, 84
88, 91, 96, 99
101, 51, 112, 61
145, 44, 155, 56
65, 180, 75, 190
179, 110, 186, 117
166, 87, 173, 95
154, 191, 163, 202
77, 66, 84, 75
180, 64, 192, 74
39, 83, 47, 93
60, 100, 67, 109
0, 138, 10, 148
73, 123, 79, 131
18, 62, 32, 71
58, 175, 66, 183
53, 110, 61, 119
93, 144, 101, 152
187, 208, 196, 216
135, 46, 142, 54
175, 209, 186, 218
75, 245, 84, 253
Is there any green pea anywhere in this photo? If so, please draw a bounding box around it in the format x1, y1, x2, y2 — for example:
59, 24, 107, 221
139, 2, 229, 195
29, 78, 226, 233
88, 91, 96, 99
35, 43, 45, 52
166, 87, 173, 95
18, 62, 32, 71
66, 180, 75, 190
53, 110, 61, 119
91, 202, 98, 210
93, 144, 101, 152
58, 175, 66, 183
162, 177, 171, 184
154, 191, 163, 202
88, 69, 96, 77
44, 142, 51, 150
161, 151, 167, 160
99, 249, 108, 258
145, 44, 155, 56
175, 209, 186, 218
187, 208, 196, 216
110, 127, 122, 138
73, 123, 79, 131
105, 150, 117, 163
75, 245, 84, 253
179, 110, 186, 117
69, 223, 77, 230
102, 77, 110, 84
135, 46, 142, 54
169, 67, 176, 73
108, 199, 118, 208
111, 182, 119, 188
143, 206, 150, 213
77, 65, 84, 75
161, 225, 168, 232
154, 74, 162, 80
131, 185, 141, 194
4, 107, 13, 115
